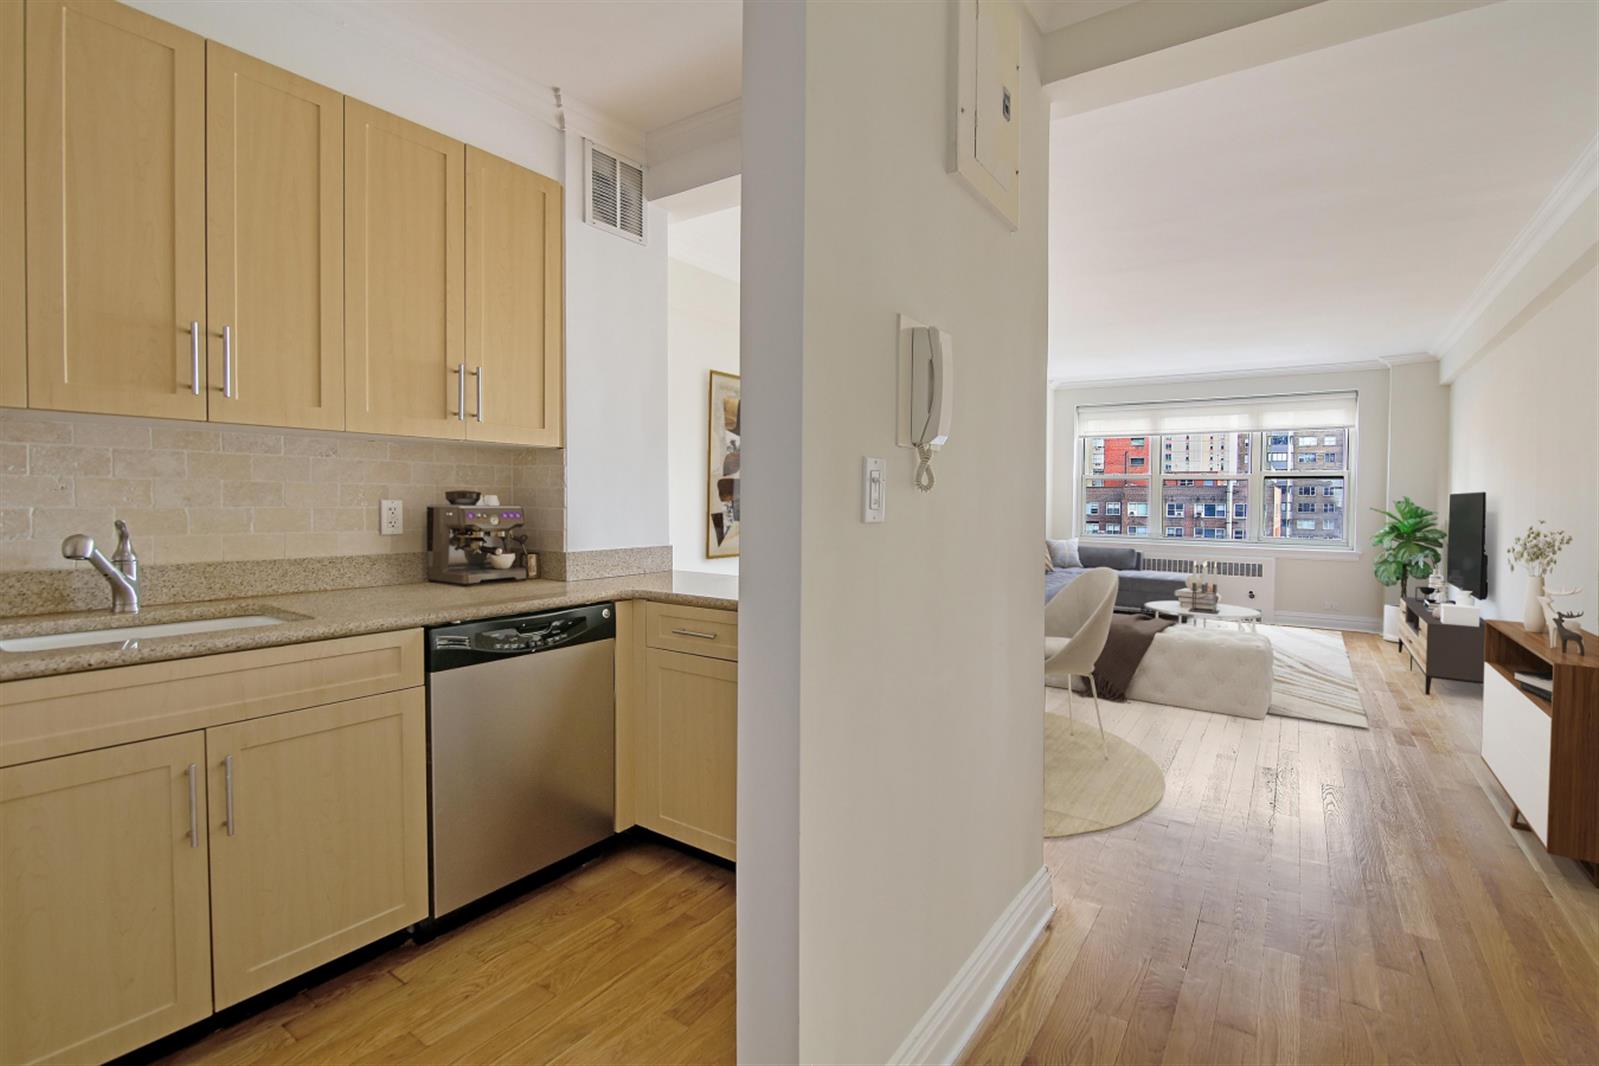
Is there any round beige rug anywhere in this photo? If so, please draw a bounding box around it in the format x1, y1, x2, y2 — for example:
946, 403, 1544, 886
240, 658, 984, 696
1043, 711, 1165, 838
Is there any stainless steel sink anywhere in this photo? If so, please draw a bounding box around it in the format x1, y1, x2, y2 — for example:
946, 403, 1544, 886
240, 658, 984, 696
0, 614, 287, 653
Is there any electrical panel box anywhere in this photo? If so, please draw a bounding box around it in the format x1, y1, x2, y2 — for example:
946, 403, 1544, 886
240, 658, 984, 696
951, 0, 1021, 228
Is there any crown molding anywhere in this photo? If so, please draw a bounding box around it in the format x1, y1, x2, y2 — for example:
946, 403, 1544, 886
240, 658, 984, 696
1433, 132, 1599, 357
291, 0, 643, 158
646, 98, 742, 165
1049, 355, 1413, 390
556, 92, 647, 163
1376, 352, 1439, 368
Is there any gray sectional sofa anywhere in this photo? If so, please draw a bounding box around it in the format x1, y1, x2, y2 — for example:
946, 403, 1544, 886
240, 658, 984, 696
1045, 540, 1185, 613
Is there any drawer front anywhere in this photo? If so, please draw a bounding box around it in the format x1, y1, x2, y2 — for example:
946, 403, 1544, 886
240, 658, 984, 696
0, 629, 424, 767
1482, 668, 1551, 842
644, 602, 738, 661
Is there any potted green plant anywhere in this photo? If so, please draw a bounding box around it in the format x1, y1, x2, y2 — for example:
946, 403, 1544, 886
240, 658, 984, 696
1371, 497, 1445, 618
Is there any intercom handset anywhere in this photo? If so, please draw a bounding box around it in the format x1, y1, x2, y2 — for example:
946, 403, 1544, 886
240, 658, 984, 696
896, 317, 954, 492
910, 326, 952, 490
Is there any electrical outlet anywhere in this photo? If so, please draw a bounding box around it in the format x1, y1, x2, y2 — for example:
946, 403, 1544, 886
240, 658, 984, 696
379, 499, 403, 536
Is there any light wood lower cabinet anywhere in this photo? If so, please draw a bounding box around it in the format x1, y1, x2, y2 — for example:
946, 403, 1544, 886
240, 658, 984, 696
635, 644, 738, 862
208, 688, 429, 1008
0, 732, 213, 1065
0, 631, 427, 1060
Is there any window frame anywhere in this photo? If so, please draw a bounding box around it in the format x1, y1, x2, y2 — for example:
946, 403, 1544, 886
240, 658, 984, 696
1077, 426, 1354, 550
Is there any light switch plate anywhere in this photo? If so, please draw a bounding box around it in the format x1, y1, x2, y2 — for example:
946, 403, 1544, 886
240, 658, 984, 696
862, 457, 886, 523
379, 499, 403, 536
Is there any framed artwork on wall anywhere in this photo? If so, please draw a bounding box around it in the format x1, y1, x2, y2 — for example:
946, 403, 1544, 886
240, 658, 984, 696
706, 370, 741, 558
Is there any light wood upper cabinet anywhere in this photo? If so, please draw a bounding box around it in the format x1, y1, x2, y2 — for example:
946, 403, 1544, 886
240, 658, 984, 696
344, 99, 465, 440
638, 646, 737, 861
206, 43, 344, 431
1, 1, 23, 409
24, 0, 207, 420
466, 146, 564, 446
207, 688, 429, 1008
0, 732, 213, 1065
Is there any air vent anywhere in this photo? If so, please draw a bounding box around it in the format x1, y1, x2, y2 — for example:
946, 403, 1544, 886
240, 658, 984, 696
584, 140, 646, 244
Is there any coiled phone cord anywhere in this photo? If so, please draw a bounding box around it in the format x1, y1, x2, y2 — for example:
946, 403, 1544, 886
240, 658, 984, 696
914, 445, 936, 492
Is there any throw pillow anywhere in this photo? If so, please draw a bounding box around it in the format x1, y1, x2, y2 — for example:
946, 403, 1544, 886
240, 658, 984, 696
1046, 538, 1082, 569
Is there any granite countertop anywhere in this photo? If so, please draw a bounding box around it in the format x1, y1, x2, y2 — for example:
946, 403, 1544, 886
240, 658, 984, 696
0, 570, 738, 683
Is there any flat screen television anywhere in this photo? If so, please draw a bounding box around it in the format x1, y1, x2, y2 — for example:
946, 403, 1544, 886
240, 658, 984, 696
1446, 492, 1487, 599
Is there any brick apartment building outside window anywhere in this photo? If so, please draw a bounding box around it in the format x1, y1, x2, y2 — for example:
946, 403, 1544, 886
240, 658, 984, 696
1078, 423, 1351, 546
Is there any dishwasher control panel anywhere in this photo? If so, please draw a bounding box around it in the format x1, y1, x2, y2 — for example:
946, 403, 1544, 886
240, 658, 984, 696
427, 603, 615, 672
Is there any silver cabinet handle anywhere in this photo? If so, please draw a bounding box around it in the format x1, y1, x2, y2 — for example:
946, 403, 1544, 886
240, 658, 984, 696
472, 366, 484, 423
454, 363, 466, 421
186, 762, 199, 848
224, 754, 236, 836
671, 628, 718, 640
222, 325, 235, 398
189, 321, 201, 395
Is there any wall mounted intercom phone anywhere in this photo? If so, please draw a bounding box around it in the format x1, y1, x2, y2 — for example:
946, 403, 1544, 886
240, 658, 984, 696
896, 315, 954, 492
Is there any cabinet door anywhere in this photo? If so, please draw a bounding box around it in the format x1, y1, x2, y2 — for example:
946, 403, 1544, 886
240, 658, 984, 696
640, 648, 737, 860
0, 733, 212, 1065
24, 0, 206, 419
344, 99, 465, 440
1, 0, 22, 409
206, 44, 344, 431
465, 146, 563, 446
207, 689, 428, 1008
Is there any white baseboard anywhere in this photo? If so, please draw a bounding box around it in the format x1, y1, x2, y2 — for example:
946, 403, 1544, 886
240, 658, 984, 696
887, 865, 1055, 1066
1274, 610, 1382, 634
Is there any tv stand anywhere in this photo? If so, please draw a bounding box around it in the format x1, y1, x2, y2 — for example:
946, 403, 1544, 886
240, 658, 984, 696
1482, 620, 1599, 886
1397, 595, 1483, 693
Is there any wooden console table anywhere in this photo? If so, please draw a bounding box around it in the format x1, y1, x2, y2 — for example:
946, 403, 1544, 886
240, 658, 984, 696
1398, 595, 1483, 694
1482, 619, 1598, 886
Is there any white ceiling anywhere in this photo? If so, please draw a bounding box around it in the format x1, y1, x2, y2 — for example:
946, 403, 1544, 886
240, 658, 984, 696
364, 0, 742, 134
1049, 0, 1599, 383
1024, 0, 1140, 34
669, 206, 741, 284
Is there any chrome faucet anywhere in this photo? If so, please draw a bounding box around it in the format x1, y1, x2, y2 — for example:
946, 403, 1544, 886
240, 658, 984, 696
61, 519, 141, 614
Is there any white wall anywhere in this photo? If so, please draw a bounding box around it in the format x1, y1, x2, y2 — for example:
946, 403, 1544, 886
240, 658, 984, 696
1049, 364, 1455, 629
667, 259, 740, 575
125, 2, 672, 559
563, 133, 671, 554
1450, 264, 1597, 623
741, 3, 1048, 1061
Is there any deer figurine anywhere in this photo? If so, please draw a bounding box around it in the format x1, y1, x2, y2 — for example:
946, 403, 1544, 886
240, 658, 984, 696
1553, 610, 1586, 657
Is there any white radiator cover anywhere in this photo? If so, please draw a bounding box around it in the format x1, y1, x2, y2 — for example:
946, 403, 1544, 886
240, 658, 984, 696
1141, 554, 1276, 622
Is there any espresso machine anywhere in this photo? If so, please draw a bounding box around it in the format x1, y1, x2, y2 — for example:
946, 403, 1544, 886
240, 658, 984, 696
426, 504, 531, 585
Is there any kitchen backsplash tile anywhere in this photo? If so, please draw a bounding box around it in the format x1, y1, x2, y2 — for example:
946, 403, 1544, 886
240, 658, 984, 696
0, 409, 567, 572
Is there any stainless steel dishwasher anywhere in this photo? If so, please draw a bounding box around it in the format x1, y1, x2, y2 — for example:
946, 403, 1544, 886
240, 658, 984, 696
426, 603, 615, 919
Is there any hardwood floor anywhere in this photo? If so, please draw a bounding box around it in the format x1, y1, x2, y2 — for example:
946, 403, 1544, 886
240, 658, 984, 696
966, 633, 1599, 1065
159, 841, 735, 1065
163, 632, 1596, 1065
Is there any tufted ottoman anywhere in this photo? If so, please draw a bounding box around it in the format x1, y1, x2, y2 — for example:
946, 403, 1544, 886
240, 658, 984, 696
1126, 624, 1273, 719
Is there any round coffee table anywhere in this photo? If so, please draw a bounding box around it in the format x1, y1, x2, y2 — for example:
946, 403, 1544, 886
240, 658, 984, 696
1144, 599, 1262, 632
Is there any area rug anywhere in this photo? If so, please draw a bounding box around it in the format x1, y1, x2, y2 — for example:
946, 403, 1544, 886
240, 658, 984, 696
1043, 710, 1165, 838
1258, 624, 1368, 729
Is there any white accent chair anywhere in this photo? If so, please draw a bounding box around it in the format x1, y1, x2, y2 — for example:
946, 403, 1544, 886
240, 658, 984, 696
1044, 567, 1119, 754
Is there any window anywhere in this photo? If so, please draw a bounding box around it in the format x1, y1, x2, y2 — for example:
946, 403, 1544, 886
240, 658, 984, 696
1075, 404, 1354, 547
1265, 476, 1346, 542
1079, 439, 1151, 537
